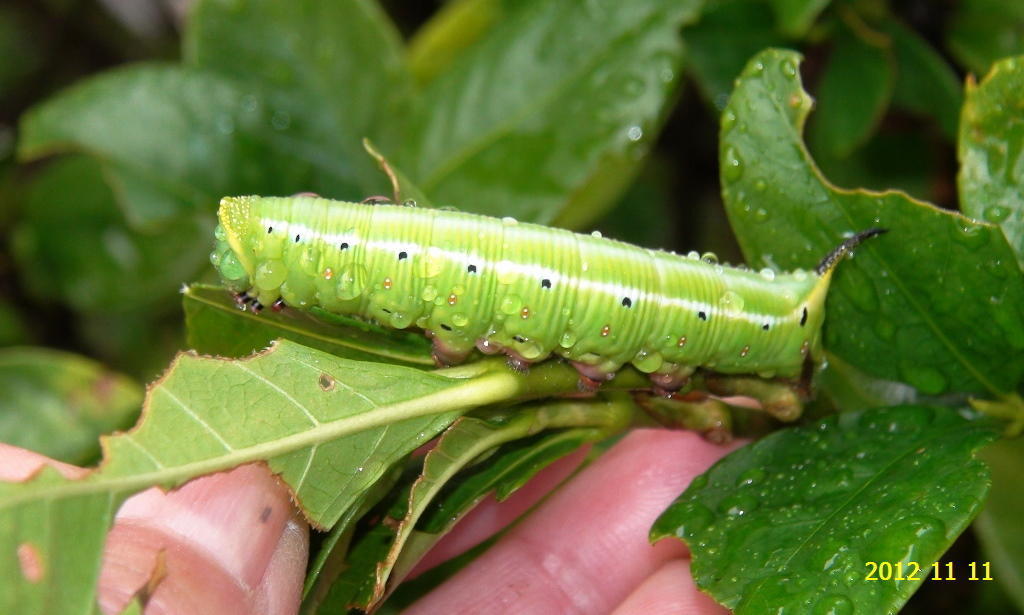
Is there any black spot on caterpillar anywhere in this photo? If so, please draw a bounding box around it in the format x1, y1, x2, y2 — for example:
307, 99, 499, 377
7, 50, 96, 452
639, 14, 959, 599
212, 195, 884, 391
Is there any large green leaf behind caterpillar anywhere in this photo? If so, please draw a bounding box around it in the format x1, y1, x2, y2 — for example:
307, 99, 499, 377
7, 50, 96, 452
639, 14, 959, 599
212, 195, 881, 390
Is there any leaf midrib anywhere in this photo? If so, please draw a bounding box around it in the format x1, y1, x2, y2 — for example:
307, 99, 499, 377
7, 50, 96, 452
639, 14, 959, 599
0, 371, 515, 511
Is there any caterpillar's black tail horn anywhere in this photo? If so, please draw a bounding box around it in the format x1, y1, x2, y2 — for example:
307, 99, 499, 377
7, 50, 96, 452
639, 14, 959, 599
815, 228, 887, 276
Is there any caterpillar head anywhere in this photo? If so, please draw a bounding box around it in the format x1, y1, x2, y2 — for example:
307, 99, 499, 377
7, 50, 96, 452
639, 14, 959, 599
212, 196, 258, 291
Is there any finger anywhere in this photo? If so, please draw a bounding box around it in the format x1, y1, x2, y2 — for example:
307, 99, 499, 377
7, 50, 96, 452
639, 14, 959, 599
410, 445, 591, 576
611, 559, 728, 615
253, 515, 310, 615
0, 443, 89, 481
406, 429, 742, 614
98, 463, 308, 615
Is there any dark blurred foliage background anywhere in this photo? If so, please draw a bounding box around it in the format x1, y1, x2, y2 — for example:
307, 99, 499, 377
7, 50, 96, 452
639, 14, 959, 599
0, 0, 1013, 378
0, 1, 1022, 611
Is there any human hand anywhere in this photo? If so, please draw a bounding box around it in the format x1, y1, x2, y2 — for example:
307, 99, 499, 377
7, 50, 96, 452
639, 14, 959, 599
2, 429, 735, 614
405, 429, 734, 614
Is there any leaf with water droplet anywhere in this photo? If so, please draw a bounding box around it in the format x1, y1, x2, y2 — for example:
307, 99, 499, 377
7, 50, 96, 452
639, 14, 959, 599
721, 49, 1024, 397
651, 405, 1000, 614
959, 55, 1024, 267
397, 0, 702, 228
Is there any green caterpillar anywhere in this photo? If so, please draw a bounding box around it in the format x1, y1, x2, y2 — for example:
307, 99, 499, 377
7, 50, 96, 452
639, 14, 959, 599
211, 195, 882, 391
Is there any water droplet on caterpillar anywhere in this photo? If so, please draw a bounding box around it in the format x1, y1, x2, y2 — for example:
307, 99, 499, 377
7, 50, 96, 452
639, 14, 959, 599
255, 259, 288, 291
500, 295, 521, 315
335, 265, 367, 300
421, 247, 445, 278
719, 290, 744, 312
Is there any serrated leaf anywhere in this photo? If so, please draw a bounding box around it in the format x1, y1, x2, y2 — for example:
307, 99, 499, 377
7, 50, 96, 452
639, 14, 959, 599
183, 283, 433, 367
947, 0, 1024, 76
301, 464, 405, 610
959, 55, 1024, 267
975, 438, 1024, 611
2, 339, 573, 614
184, 0, 410, 195
809, 23, 894, 158
308, 396, 633, 613
0, 347, 141, 465
400, 0, 701, 227
720, 49, 1024, 396
651, 405, 1000, 614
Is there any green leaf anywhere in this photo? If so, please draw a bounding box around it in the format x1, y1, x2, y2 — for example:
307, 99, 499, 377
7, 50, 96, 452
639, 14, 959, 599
309, 396, 633, 613
959, 55, 1024, 267
767, 0, 831, 37
182, 283, 434, 367
4, 339, 580, 614
408, 0, 507, 86
809, 22, 894, 158
885, 18, 963, 140
686, 0, 786, 110
301, 464, 405, 610
400, 0, 701, 226
947, 0, 1024, 76
975, 437, 1024, 612
720, 49, 1024, 396
11, 155, 211, 313
651, 405, 1000, 614
184, 0, 411, 195
816, 352, 919, 414
0, 347, 141, 465
17, 65, 364, 229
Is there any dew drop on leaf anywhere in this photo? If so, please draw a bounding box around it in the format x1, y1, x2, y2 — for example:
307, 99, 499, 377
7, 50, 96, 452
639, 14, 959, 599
985, 205, 1010, 222
812, 594, 853, 615
722, 146, 744, 182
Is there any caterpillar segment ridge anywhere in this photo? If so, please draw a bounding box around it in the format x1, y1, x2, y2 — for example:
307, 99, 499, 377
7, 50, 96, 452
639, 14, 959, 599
212, 195, 884, 401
